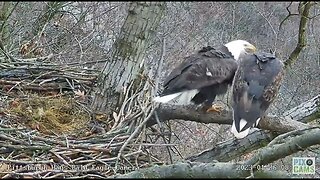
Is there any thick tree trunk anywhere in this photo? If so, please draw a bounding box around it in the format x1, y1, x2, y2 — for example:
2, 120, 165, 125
92, 2, 165, 114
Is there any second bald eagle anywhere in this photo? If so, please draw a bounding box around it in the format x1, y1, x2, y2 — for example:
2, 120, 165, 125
231, 52, 284, 139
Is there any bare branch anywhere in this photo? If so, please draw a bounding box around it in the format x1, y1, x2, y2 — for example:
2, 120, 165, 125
252, 3, 278, 51
150, 95, 319, 162
279, 2, 299, 31
186, 130, 274, 163
245, 127, 320, 167
113, 127, 320, 178
284, 1, 313, 68
148, 94, 319, 133
283, 95, 320, 123
111, 161, 293, 178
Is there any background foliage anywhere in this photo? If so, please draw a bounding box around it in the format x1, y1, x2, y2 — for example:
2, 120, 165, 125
0, 1, 319, 178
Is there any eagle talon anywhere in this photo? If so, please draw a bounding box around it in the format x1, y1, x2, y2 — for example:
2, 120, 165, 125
206, 104, 223, 114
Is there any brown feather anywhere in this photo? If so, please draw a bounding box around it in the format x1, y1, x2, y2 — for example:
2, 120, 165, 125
162, 46, 238, 99
232, 51, 284, 136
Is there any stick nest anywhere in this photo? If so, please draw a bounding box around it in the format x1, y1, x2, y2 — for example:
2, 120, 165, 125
0, 57, 164, 178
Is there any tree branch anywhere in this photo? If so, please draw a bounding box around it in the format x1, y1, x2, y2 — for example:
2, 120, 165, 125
148, 95, 319, 132
283, 95, 320, 123
113, 127, 320, 178
147, 103, 232, 127
284, 1, 313, 68
149, 94, 319, 162
186, 129, 274, 162
244, 127, 320, 166
279, 2, 299, 31
112, 161, 292, 178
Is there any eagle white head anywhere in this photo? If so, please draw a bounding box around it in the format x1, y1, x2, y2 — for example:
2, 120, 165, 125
224, 40, 256, 61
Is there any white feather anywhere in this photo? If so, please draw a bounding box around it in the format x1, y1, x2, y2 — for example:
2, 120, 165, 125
239, 119, 247, 130
231, 118, 261, 139
173, 89, 199, 104
231, 121, 251, 139
153, 89, 199, 105
254, 118, 261, 127
224, 40, 255, 61
206, 68, 212, 76
153, 92, 182, 103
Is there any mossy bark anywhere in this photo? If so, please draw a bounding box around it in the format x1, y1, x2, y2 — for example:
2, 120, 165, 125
112, 128, 320, 178
92, 2, 165, 114
284, 1, 313, 68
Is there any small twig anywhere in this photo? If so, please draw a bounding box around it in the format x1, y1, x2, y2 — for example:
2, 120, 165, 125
0, 143, 52, 151
279, 2, 299, 31
43, 172, 70, 179
7, 81, 22, 93
253, 4, 278, 52
115, 106, 156, 169
113, 80, 135, 128
50, 150, 70, 166
0, 158, 54, 164
38, 77, 59, 86
130, 143, 178, 146
65, 135, 70, 149
74, 36, 84, 61
66, 59, 108, 66
115, 89, 140, 129
66, 174, 108, 179
106, 133, 125, 148
15, 53, 54, 62
76, 150, 143, 164
0, 134, 29, 145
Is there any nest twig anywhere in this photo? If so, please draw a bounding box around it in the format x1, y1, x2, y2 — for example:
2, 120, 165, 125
0, 122, 150, 178
0, 54, 99, 93
0, 56, 166, 178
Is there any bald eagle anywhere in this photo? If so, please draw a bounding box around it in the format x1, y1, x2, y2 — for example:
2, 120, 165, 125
154, 40, 256, 112
231, 51, 284, 139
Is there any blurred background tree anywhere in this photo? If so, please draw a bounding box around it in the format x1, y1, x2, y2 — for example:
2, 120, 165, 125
0, 1, 319, 178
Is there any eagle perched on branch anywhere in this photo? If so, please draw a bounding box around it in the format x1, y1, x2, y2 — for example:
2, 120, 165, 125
154, 40, 256, 112
231, 51, 284, 139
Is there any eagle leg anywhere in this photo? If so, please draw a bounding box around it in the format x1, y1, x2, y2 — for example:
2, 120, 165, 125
206, 104, 223, 114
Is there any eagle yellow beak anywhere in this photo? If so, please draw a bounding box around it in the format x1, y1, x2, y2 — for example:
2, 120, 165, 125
246, 44, 257, 53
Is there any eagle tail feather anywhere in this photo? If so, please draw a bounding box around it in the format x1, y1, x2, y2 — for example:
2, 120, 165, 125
153, 89, 199, 105
231, 119, 251, 139
153, 92, 182, 103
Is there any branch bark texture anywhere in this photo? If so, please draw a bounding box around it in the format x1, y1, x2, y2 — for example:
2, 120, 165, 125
150, 94, 319, 162
113, 127, 320, 178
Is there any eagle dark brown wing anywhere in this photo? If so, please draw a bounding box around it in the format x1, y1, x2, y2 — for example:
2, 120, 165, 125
158, 46, 238, 106
231, 52, 284, 139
